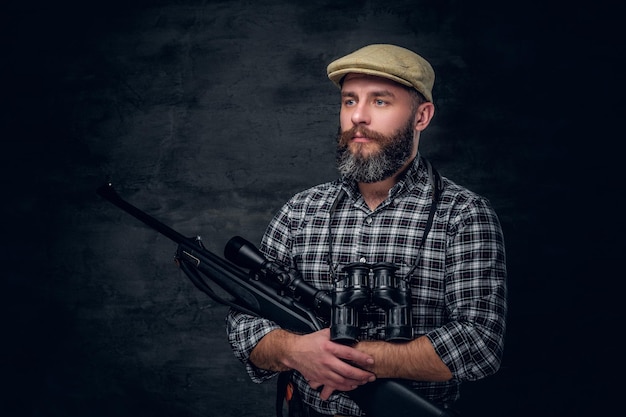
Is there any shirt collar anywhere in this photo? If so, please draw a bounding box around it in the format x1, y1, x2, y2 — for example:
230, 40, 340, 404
389, 154, 424, 198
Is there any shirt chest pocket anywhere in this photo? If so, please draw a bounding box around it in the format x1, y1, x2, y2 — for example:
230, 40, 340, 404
292, 252, 334, 291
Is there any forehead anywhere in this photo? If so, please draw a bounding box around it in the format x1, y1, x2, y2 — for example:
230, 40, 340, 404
341, 73, 411, 97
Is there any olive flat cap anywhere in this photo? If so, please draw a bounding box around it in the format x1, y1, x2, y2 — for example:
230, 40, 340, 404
327, 44, 435, 102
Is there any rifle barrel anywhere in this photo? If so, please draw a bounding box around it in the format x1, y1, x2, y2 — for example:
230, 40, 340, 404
96, 183, 189, 244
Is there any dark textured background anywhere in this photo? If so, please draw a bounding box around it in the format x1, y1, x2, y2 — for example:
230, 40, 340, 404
2, 1, 621, 416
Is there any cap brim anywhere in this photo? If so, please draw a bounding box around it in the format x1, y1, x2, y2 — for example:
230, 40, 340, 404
328, 68, 414, 90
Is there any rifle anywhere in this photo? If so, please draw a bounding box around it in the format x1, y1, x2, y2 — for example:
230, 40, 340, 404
96, 183, 449, 417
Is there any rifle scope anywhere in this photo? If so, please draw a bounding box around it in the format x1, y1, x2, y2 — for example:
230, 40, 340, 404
224, 236, 332, 316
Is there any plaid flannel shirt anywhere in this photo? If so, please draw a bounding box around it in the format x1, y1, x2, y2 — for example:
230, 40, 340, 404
226, 156, 507, 416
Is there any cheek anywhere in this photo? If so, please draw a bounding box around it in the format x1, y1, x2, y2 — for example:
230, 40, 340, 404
382, 113, 412, 136
339, 109, 352, 130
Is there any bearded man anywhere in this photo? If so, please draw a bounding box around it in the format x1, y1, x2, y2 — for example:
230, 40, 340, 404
227, 44, 507, 417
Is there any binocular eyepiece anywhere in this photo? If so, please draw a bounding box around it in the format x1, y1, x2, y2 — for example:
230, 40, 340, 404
331, 262, 413, 344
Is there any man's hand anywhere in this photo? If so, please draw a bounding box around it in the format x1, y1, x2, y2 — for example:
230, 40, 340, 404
287, 328, 376, 400
250, 328, 376, 400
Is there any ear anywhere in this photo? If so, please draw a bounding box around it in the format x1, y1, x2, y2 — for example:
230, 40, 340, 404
413, 102, 435, 132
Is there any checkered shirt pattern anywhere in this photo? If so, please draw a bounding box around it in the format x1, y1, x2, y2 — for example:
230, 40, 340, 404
226, 157, 507, 416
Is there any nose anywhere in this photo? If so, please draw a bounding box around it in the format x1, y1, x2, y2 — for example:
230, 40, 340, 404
350, 102, 370, 126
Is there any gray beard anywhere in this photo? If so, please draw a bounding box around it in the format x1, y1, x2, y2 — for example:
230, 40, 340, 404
335, 122, 415, 183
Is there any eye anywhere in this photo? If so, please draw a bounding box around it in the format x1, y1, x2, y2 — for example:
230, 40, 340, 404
375, 99, 387, 106
343, 99, 356, 106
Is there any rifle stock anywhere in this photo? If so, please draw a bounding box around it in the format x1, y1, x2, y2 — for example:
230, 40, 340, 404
96, 183, 449, 417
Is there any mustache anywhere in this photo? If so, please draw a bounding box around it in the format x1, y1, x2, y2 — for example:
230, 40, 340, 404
338, 125, 388, 147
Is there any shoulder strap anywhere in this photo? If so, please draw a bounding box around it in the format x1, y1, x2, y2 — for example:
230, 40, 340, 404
422, 157, 442, 247
406, 157, 442, 278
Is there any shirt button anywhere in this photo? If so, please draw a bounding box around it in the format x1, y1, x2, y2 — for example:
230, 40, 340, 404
365, 217, 373, 224
359, 257, 367, 263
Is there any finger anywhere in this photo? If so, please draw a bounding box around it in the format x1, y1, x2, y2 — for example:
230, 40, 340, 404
332, 360, 376, 384
331, 344, 375, 368
319, 385, 335, 401
308, 380, 323, 390
311, 367, 372, 394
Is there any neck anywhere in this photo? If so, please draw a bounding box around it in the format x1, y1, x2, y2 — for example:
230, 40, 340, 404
358, 157, 414, 210
358, 179, 396, 211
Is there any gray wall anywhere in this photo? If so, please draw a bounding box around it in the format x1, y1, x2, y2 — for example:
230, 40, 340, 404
2, 0, 619, 416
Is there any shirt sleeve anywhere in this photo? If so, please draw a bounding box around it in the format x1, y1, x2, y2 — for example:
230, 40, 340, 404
225, 308, 281, 383
426, 195, 507, 381
224, 202, 294, 383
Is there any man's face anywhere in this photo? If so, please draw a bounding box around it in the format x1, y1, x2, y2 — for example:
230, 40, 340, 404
336, 74, 417, 183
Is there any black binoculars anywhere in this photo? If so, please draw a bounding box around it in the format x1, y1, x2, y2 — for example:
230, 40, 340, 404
330, 262, 413, 344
